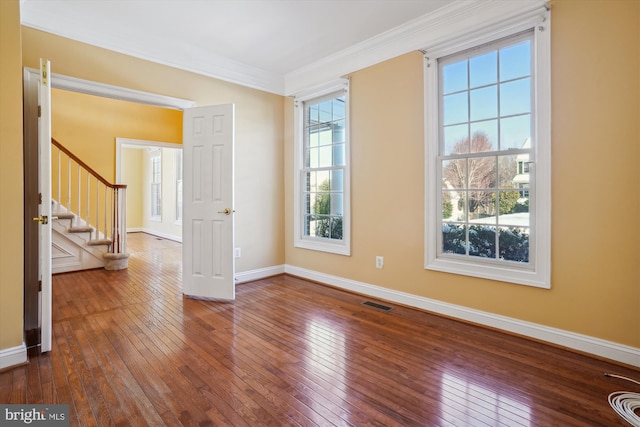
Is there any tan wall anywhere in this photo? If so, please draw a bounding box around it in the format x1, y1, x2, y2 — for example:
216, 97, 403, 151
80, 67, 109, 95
0, 0, 25, 351
22, 27, 285, 276
285, 0, 640, 347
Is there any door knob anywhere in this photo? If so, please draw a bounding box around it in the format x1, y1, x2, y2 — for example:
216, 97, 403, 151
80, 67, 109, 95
217, 208, 233, 215
32, 215, 49, 225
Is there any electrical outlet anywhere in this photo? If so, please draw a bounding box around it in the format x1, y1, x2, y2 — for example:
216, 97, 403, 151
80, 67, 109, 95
376, 256, 384, 269
234, 248, 241, 258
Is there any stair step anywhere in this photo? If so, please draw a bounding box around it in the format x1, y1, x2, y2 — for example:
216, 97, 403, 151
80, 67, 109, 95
69, 226, 94, 233
54, 212, 75, 220
88, 239, 112, 247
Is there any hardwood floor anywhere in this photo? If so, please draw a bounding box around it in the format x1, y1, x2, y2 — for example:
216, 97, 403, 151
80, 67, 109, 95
1, 232, 638, 426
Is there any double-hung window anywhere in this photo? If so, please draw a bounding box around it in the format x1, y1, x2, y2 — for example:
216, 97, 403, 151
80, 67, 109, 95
425, 12, 551, 288
294, 82, 350, 255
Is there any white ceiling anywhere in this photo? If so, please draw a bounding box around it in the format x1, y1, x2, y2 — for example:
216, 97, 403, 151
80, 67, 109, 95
20, 0, 546, 95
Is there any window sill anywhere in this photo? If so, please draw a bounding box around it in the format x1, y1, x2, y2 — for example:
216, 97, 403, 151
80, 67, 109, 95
425, 256, 549, 289
295, 238, 351, 256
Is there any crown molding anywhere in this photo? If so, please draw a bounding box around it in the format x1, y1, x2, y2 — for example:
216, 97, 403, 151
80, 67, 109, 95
284, 0, 548, 95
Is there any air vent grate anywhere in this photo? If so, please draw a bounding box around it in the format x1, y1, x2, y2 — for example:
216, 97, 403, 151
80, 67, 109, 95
362, 301, 392, 312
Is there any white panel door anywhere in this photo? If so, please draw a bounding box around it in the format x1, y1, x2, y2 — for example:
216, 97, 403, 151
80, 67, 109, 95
182, 104, 235, 300
38, 59, 53, 352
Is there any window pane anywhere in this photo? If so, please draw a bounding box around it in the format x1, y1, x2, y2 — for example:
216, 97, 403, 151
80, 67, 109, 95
469, 225, 496, 258
498, 155, 518, 188
500, 78, 531, 116
500, 115, 530, 150
330, 169, 343, 191
499, 227, 529, 262
308, 126, 321, 147
330, 216, 343, 240
318, 145, 333, 168
443, 60, 468, 94
331, 194, 343, 215
443, 92, 468, 125
332, 143, 345, 166
470, 130, 495, 153
500, 41, 531, 81
307, 147, 319, 168
497, 190, 525, 222
308, 104, 319, 124
470, 86, 497, 121
469, 190, 496, 220
442, 223, 467, 255
332, 97, 345, 120
500, 114, 531, 150
442, 159, 467, 189
442, 190, 465, 221
318, 100, 333, 124
333, 120, 346, 143
443, 124, 469, 155
470, 121, 497, 151
468, 156, 496, 189
470, 51, 497, 88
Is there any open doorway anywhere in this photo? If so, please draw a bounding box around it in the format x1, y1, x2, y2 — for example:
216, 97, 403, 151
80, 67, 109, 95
116, 139, 183, 243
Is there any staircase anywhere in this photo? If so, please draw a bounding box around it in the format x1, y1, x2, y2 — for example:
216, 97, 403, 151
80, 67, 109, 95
51, 138, 129, 273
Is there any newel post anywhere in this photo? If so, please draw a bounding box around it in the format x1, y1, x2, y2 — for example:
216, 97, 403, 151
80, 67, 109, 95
104, 185, 130, 270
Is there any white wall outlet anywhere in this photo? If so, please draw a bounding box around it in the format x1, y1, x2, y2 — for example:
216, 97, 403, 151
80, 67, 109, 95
376, 256, 384, 269
235, 248, 241, 258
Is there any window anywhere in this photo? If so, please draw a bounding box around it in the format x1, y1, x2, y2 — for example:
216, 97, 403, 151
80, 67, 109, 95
175, 149, 183, 222
425, 13, 551, 288
150, 149, 162, 219
294, 81, 350, 255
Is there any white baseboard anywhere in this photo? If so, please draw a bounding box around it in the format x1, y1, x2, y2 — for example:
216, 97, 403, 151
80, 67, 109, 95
129, 229, 182, 243
284, 265, 640, 368
0, 343, 27, 370
236, 265, 285, 284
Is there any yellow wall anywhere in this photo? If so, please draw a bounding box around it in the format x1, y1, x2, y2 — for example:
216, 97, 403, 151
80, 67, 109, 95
51, 88, 182, 181
121, 147, 144, 229
285, 0, 640, 348
0, 0, 25, 351
22, 26, 285, 276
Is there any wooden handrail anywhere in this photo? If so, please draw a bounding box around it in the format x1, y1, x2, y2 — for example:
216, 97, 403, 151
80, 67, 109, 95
51, 137, 126, 189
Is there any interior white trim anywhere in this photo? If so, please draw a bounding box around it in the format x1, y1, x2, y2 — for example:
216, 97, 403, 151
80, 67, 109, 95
0, 343, 27, 370
24, 68, 195, 110
236, 265, 286, 284
284, 265, 640, 368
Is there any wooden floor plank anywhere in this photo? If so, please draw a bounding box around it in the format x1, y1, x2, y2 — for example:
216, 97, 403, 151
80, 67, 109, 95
1, 232, 638, 426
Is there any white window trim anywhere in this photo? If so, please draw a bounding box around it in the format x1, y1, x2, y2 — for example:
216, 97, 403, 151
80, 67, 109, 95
293, 79, 351, 256
424, 9, 551, 288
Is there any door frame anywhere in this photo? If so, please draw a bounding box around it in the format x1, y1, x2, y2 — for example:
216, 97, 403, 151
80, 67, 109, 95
23, 68, 195, 351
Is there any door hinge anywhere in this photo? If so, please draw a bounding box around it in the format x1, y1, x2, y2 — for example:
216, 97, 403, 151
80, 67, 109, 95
38, 105, 41, 117
38, 192, 43, 205
38, 280, 42, 292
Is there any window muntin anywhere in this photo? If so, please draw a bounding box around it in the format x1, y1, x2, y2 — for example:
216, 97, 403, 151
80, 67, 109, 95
439, 31, 533, 265
302, 93, 346, 241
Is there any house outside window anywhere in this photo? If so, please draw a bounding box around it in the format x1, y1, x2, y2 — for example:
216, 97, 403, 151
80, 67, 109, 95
150, 149, 162, 220
425, 11, 551, 288
294, 81, 350, 255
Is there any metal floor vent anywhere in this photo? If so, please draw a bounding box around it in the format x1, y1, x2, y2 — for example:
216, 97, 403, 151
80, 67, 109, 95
362, 301, 393, 312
